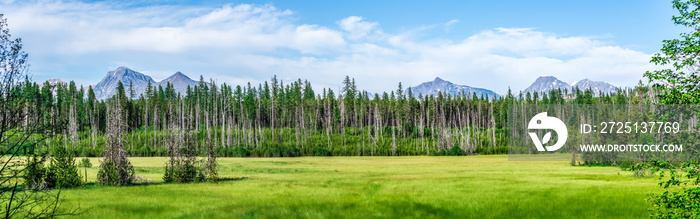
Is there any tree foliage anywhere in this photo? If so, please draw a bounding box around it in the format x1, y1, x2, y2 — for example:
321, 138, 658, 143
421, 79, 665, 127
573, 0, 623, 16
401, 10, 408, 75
647, 162, 700, 218
643, 1, 700, 218
645, 0, 700, 104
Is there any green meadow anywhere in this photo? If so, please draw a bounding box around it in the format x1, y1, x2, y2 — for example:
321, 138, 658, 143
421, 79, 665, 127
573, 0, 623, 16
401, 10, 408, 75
63, 155, 660, 218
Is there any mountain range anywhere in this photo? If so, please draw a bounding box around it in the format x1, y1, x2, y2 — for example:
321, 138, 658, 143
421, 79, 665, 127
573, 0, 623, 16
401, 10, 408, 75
522, 76, 617, 96
92, 67, 198, 100
410, 77, 500, 99
49, 67, 618, 101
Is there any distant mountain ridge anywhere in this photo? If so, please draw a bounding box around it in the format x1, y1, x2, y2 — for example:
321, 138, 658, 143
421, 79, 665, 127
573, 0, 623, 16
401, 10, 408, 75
54, 69, 617, 101
92, 67, 199, 100
155, 71, 199, 96
410, 77, 499, 99
93, 67, 155, 100
44, 78, 66, 87
571, 79, 617, 94
522, 76, 617, 95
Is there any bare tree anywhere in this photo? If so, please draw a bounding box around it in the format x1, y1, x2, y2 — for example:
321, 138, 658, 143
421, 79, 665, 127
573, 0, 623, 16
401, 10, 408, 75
0, 14, 82, 218
98, 85, 134, 186
68, 101, 78, 144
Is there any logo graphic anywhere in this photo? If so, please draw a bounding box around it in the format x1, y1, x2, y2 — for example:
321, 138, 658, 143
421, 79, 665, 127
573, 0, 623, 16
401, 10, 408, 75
528, 112, 568, 151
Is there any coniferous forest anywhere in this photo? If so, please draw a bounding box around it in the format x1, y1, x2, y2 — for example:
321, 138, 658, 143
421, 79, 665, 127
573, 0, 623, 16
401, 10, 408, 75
17, 74, 659, 158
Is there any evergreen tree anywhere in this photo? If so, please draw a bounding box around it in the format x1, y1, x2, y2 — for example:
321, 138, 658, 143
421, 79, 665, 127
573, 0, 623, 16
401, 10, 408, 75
45, 146, 82, 188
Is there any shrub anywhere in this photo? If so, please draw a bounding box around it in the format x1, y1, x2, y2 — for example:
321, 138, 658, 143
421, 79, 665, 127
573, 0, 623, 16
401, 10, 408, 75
24, 152, 48, 190
315, 147, 330, 156
281, 144, 300, 157
139, 145, 152, 157
215, 146, 229, 157
164, 160, 204, 183
449, 145, 466, 156
233, 146, 249, 157
97, 159, 134, 186
648, 162, 700, 218
267, 147, 281, 157
430, 149, 446, 156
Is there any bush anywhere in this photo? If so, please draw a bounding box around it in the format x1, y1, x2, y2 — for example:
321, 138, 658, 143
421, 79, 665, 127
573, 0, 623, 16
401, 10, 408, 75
648, 162, 700, 218
281, 144, 300, 157
430, 149, 446, 156
97, 161, 119, 186
315, 147, 330, 156
233, 146, 249, 157
215, 146, 229, 157
97, 160, 134, 186
139, 145, 153, 157
449, 145, 466, 156
24, 152, 48, 190
266, 146, 281, 157
163, 160, 204, 183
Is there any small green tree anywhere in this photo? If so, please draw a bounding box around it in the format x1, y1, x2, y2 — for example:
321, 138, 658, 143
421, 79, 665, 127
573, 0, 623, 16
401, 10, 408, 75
80, 158, 92, 183
45, 146, 83, 189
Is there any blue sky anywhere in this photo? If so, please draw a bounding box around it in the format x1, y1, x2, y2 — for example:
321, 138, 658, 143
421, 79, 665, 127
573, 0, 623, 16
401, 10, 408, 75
0, 0, 684, 94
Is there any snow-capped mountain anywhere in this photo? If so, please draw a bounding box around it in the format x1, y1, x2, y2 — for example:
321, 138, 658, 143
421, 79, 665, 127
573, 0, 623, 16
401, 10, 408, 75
570, 79, 617, 94
93, 67, 155, 100
91, 67, 208, 100
44, 78, 66, 87
522, 76, 617, 95
410, 77, 499, 99
40, 78, 67, 96
522, 76, 570, 95
155, 71, 199, 95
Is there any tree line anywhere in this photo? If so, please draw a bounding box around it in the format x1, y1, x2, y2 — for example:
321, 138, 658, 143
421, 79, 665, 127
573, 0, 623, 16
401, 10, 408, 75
13, 73, 659, 158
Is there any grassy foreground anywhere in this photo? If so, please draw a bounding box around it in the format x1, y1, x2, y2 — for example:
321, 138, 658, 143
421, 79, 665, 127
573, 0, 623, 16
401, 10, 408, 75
63, 155, 659, 218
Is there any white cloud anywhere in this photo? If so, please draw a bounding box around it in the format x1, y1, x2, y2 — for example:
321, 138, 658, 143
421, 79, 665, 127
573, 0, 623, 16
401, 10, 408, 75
289, 24, 346, 54
0, 1, 655, 95
444, 19, 459, 32
5, 2, 345, 54
337, 16, 382, 40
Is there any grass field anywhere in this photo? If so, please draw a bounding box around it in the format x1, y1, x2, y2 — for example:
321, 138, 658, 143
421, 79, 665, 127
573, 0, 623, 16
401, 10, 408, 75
61, 155, 660, 218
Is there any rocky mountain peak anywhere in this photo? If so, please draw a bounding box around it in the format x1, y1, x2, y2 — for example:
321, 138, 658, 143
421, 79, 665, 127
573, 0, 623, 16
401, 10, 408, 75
93, 67, 155, 100
411, 77, 499, 99
523, 76, 617, 96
